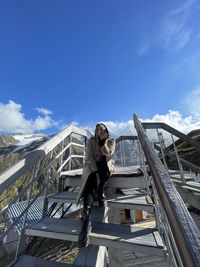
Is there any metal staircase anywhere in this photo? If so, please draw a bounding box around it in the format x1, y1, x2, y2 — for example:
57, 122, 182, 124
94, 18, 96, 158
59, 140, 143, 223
0, 117, 200, 267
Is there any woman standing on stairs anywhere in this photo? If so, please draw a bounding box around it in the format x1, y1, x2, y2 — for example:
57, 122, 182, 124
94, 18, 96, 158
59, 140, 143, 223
77, 123, 116, 247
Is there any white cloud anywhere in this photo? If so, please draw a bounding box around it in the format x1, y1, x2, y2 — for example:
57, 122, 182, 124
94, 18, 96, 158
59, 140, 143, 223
136, 1, 198, 57
160, 0, 198, 53
162, 22, 191, 52
141, 109, 200, 145
71, 121, 80, 127
36, 107, 53, 115
168, 0, 197, 16
0, 100, 56, 133
100, 120, 136, 137
79, 120, 136, 138
162, 14, 190, 52
143, 109, 200, 133
78, 110, 200, 141
32, 116, 53, 131
2, 101, 200, 145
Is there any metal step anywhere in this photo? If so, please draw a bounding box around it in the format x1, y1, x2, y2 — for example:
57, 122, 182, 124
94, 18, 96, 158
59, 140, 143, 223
25, 218, 80, 242
107, 195, 154, 212
25, 218, 166, 257
170, 173, 195, 184
60, 166, 146, 190
124, 255, 167, 267
108, 250, 168, 267
9, 255, 73, 267
61, 165, 143, 178
62, 175, 146, 189
48, 192, 154, 212
74, 245, 107, 267
48, 191, 78, 203
182, 181, 200, 193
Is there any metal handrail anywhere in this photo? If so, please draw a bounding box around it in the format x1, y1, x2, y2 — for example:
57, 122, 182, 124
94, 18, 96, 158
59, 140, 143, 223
134, 115, 200, 267
142, 122, 200, 149
115, 135, 138, 143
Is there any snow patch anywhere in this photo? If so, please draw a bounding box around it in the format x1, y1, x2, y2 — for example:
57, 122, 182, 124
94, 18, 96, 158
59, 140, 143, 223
12, 134, 46, 148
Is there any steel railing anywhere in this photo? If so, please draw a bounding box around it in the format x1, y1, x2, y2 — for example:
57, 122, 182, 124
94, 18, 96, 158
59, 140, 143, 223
0, 125, 87, 257
134, 115, 200, 267
114, 136, 140, 167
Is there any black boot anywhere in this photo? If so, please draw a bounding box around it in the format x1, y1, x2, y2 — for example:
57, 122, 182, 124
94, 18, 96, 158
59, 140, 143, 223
78, 207, 91, 247
98, 182, 106, 207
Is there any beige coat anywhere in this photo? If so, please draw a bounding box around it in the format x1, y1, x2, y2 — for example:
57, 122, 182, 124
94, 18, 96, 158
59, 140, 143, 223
76, 137, 116, 204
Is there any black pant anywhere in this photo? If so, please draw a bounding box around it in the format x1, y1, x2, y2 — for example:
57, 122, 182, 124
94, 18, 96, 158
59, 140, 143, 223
82, 172, 98, 209
83, 156, 110, 209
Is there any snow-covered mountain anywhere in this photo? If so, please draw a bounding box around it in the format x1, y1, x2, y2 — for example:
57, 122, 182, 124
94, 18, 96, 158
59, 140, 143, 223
13, 134, 46, 146
12, 134, 47, 152
0, 134, 48, 155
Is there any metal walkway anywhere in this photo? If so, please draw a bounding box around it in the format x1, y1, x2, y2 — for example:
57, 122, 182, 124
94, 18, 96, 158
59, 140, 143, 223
0, 117, 199, 267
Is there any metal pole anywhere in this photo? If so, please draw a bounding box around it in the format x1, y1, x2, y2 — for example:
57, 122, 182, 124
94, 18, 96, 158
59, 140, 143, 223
60, 140, 64, 168
156, 129, 168, 171
120, 141, 123, 166
83, 136, 87, 165
171, 134, 185, 184
15, 165, 37, 258
69, 134, 72, 171
122, 140, 126, 166
42, 150, 53, 218
137, 138, 150, 193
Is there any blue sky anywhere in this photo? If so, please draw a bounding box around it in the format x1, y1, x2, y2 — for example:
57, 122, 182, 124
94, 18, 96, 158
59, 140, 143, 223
1, 0, 200, 136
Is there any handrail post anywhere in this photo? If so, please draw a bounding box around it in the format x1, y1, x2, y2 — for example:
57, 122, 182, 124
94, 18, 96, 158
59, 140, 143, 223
137, 138, 150, 193
15, 164, 37, 258
122, 139, 126, 166
156, 129, 169, 171
42, 150, 53, 218
60, 140, 64, 169
120, 141, 123, 166
171, 134, 185, 184
69, 134, 72, 171
83, 136, 87, 165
